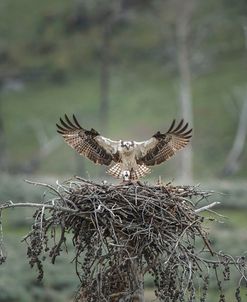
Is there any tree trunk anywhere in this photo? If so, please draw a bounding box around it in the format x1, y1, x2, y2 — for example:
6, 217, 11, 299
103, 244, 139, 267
98, 0, 125, 132
77, 257, 145, 302
127, 258, 144, 302
99, 21, 111, 133
221, 24, 247, 176
175, 0, 195, 182
0, 95, 7, 171
221, 100, 247, 176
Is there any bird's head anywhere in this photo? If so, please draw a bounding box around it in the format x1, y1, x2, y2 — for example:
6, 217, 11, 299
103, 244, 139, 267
121, 140, 134, 150
122, 170, 130, 181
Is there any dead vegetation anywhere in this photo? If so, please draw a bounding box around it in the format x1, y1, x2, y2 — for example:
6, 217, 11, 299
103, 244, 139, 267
0, 177, 246, 301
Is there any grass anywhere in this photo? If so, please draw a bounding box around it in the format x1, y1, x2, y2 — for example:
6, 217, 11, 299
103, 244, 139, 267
218, 209, 247, 227
2, 54, 247, 179
144, 288, 247, 302
0, 231, 77, 302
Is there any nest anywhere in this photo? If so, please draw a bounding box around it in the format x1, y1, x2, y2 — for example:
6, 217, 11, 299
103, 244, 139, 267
22, 178, 245, 302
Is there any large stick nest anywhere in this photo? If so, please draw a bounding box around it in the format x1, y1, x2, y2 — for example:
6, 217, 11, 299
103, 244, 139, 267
21, 178, 245, 302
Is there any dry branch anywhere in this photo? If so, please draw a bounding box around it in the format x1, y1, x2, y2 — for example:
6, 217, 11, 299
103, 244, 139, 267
0, 178, 246, 302
194, 201, 220, 213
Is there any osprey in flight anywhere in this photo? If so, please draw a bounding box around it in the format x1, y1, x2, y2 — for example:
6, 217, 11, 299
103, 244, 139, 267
57, 115, 192, 181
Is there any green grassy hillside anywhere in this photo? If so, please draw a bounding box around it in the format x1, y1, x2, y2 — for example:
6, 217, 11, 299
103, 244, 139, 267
2, 60, 247, 178
1, 0, 247, 179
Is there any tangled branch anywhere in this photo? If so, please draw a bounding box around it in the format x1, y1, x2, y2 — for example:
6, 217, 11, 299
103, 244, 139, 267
0, 177, 246, 301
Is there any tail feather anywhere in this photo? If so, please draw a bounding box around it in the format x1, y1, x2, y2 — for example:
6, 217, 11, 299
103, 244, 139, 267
107, 163, 151, 180
130, 164, 151, 180
107, 163, 123, 179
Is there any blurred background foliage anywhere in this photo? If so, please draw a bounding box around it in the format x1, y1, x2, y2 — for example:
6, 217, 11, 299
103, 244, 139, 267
0, 0, 247, 179
0, 0, 247, 301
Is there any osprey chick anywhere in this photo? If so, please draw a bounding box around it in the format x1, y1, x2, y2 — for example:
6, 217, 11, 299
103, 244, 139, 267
56, 115, 192, 181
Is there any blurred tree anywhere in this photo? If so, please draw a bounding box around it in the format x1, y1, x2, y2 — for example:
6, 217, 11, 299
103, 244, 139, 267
221, 23, 247, 176
68, 0, 131, 177
153, 0, 195, 181
98, 7, 115, 132
97, 0, 132, 132
222, 99, 247, 176
64, 0, 132, 132
175, 0, 195, 182
0, 94, 7, 171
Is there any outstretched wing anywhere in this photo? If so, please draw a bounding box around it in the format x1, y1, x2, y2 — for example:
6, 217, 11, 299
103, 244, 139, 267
136, 119, 192, 166
56, 114, 119, 166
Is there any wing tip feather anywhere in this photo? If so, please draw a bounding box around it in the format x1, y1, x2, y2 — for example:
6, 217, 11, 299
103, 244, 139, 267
169, 119, 192, 137
73, 114, 82, 129
167, 119, 176, 132
56, 114, 83, 132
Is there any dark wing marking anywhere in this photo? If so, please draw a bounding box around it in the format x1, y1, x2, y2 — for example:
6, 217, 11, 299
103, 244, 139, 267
56, 114, 114, 165
137, 119, 192, 166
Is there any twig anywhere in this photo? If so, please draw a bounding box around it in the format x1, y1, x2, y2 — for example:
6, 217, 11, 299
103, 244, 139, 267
0, 210, 6, 264
195, 201, 221, 213
0, 201, 85, 216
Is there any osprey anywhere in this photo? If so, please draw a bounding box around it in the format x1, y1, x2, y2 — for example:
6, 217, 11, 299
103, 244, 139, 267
56, 115, 192, 181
